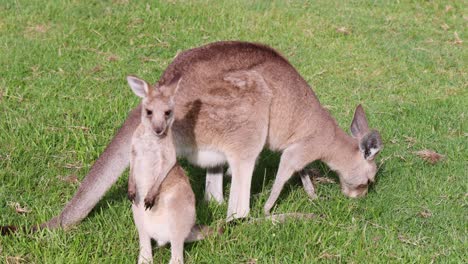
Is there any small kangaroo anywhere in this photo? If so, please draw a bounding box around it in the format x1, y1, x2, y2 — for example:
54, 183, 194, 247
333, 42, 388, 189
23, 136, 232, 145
127, 75, 198, 264
34, 41, 383, 229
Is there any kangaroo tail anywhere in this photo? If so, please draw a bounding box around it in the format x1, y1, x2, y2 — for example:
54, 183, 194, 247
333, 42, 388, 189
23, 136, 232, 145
39, 105, 141, 230
185, 224, 224, 243
248, 213, 318, 224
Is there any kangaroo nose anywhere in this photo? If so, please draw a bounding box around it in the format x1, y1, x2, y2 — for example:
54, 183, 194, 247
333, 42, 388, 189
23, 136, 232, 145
155, 128, 163, 135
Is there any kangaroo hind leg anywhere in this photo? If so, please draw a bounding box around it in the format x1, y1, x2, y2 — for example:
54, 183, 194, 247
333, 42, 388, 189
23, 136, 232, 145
169, 237, 185, 264
204, 166, 224, 204
226, 157, 257, 221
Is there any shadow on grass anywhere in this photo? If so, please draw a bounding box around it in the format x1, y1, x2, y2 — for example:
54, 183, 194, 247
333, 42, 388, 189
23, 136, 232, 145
85, 149, 340, 225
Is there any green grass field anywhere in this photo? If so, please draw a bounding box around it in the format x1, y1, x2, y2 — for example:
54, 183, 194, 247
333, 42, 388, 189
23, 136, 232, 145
1, 0, 466, 263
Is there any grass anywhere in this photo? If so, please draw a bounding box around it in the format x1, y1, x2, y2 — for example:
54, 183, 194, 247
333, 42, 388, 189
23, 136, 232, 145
0, 0, 466, 263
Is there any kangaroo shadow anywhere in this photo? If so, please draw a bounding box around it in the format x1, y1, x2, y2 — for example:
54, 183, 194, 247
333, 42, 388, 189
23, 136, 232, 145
87, 157, 339, 227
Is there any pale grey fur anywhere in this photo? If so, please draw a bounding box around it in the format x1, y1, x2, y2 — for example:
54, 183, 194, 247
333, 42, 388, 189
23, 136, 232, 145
128, 76, 200, 264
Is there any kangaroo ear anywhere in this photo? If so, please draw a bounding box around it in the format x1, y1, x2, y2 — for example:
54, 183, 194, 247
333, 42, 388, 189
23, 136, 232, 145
359, 130, 383, 160
127, 75, 149, 98
172, 76, 182, 96
350, 104, 370, 138
167, 73, 182, 96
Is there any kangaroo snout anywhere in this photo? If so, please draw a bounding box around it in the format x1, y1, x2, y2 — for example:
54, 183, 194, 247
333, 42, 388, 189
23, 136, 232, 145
153, 125, 166, 136
345, 188, 368, 198
341, 184, 368, 198
150, 119, 168, 136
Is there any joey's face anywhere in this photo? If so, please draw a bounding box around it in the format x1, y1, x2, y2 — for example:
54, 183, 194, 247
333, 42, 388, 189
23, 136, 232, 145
141, 91, 174, 137
127, 75, 180, 138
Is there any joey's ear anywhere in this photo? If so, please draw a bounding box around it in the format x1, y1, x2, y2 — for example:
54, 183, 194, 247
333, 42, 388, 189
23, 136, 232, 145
350, 104, 370, 138
127, 75, 149, 98
359, 130, 383, 160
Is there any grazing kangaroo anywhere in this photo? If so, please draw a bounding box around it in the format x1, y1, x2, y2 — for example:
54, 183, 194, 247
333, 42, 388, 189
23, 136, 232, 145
36, 41, 382, 229
127, 75, 207, 264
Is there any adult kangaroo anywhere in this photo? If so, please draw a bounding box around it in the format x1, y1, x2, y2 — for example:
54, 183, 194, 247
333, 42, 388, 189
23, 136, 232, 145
41, 41, 383, 229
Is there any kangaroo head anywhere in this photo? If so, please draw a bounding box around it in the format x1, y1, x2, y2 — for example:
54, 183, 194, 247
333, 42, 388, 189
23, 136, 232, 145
126, 75, 181, 137
337, 105, 383, 198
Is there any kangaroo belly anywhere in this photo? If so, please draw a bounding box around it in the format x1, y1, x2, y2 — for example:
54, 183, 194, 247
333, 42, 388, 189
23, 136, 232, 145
177, 147, 227, 168
133, 186, 195, 246
132, 201, 173, 246
132, 164, 196, 246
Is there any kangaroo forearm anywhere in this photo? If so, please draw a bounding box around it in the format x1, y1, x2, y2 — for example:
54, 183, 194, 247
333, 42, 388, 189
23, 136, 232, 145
146, 179, 162, 200
50, 105, 141, 228
60, 158, 128, 227
299, 169, 318, 200
146, 168, 165, 196
144, 161, 176, 210
128, 167, 137, 202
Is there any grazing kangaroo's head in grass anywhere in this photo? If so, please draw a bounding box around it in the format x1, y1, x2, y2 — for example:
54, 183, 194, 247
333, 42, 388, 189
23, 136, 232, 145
127, 75, 180, 137
335, 105, 383, 198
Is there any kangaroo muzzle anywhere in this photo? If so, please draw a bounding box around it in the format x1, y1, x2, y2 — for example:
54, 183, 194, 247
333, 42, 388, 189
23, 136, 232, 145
341, 183, 369, 198
153, 124, 167, 136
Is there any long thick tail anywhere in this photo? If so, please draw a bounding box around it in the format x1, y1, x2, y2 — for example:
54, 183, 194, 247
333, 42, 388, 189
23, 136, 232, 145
248, 213, 318, 224
41, 105, 141, 229
185, 224, 224, 243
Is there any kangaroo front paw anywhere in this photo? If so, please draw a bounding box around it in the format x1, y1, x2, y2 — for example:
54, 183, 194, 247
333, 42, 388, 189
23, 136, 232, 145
127, 190, 136, 203
143, 196, 155, 210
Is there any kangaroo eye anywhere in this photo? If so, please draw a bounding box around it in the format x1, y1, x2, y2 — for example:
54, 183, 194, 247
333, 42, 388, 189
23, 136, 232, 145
146, 109, 152, 116
164, 110, 172, 117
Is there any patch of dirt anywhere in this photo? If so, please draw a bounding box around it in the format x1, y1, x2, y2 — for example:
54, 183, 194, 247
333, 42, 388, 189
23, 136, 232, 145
415, 150, 444, 164
7, 202, 31, 214
418, 209, 432, 218
58, 174, 80, 184
24, 24, 51, 38
453, 32, 462, 45
336, 26, 351, 35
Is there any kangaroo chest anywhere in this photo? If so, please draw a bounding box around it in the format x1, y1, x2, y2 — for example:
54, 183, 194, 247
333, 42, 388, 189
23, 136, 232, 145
131, 136, 174, 198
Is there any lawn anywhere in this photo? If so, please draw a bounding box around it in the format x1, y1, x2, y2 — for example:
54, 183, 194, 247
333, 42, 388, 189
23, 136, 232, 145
0, 0, 466, 263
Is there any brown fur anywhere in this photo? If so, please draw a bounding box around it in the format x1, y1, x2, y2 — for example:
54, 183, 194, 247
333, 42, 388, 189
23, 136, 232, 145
37, 41, 382, 228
